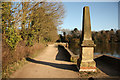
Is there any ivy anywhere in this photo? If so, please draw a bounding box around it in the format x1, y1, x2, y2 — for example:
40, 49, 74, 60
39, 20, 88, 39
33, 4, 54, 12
25, 30, 35, 46
5, 28, 22, 49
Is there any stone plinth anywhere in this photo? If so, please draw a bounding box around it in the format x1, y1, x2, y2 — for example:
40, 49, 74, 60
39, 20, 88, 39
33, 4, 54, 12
79, 47, 96, 71
77, 6, 96, 72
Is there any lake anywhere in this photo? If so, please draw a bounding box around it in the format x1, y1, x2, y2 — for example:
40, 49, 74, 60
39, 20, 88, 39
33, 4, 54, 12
68, 43, 120, 58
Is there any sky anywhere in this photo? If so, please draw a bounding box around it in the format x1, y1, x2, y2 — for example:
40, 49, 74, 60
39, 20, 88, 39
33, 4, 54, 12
60, 2, 119, 31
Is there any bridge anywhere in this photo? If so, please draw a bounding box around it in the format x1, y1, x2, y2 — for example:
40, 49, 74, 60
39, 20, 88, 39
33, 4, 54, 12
55, 42, 79, 63
56, 42, 120, 76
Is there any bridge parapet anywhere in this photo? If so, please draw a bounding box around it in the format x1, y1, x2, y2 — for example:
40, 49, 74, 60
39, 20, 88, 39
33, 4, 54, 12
55, 42, 79, 63
55, 42, 68, 48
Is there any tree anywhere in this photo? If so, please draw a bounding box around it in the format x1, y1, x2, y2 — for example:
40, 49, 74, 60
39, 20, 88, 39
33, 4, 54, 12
2, 2, 65, 47
2, 2, 13, 35
2, 2, 22, 49
60, 28, 71, 35
116, 30, 120, 42
71, 28, 80, 38
29, 2, 65, 42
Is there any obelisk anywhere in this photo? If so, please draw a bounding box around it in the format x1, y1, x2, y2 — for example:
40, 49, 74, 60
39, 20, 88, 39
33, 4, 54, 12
78, 6, 96, 72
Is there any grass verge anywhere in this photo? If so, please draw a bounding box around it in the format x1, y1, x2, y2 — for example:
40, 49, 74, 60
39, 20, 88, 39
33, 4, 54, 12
2, 42, 46, 78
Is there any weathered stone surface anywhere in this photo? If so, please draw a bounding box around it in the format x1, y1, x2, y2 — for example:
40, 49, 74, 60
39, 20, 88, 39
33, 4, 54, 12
82, 47, 94, 62
81, 40, 96, 47
81, 6, 96, 47
80, 60, 96, 67
78, 6, 96, 72
79, 60, 96, 72
82, 6, 92, 41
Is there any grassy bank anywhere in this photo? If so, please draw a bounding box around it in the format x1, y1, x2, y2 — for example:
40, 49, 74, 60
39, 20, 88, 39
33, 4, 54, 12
2, 41, 47, 78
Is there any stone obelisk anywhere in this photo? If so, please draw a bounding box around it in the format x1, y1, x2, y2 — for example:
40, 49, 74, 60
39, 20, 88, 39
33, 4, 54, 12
78, 6, 96, 72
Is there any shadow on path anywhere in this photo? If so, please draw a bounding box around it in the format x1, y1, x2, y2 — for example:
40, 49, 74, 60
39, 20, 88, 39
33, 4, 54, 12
94, 55, 120, 77
26, 45, 78, 72
26, 57, 78, 72
56, 45, 71, 62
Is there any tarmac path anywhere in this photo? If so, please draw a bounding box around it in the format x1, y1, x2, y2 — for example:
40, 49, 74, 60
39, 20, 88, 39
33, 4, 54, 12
11, 44, 80, 78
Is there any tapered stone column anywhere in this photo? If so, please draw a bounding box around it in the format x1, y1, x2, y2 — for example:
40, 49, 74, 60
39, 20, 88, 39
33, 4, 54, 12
77, 6, 96, 72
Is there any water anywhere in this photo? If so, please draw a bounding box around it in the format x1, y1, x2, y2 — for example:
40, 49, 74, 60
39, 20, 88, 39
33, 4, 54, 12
68, 43, 120, 58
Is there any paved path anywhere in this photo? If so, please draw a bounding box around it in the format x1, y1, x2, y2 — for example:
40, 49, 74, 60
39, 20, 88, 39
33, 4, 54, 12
11, 44, 79, 78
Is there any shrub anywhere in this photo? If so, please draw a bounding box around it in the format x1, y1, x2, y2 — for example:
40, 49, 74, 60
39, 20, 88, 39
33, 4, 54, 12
5, 28, 22, 50
25, 30, 35, 46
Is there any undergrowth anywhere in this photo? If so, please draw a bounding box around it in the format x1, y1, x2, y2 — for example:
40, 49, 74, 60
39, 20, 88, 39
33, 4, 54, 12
2, 41, 46, 78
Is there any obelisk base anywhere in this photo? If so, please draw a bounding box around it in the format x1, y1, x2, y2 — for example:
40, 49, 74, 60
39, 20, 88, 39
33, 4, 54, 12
78, 42, 96, 72
79, 60, 96, 72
